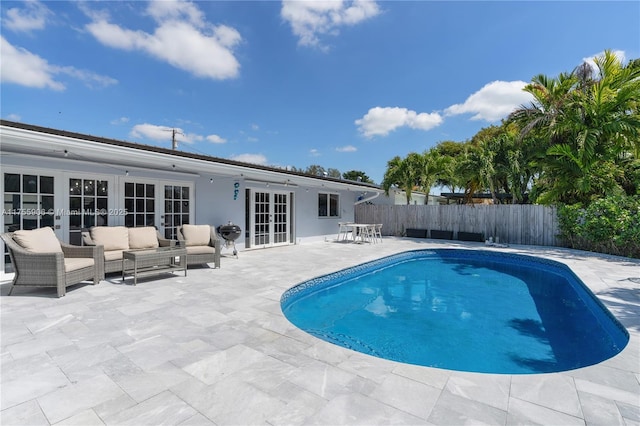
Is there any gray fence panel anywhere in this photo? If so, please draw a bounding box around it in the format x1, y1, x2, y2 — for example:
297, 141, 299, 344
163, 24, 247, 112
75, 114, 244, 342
355, 204, 560, 246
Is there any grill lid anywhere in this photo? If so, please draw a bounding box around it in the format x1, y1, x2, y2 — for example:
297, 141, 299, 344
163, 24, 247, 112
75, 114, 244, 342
218, 222, 241, 241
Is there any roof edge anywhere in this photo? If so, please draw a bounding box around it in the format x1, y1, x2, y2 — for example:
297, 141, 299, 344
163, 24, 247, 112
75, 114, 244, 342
1, 119, 381, 190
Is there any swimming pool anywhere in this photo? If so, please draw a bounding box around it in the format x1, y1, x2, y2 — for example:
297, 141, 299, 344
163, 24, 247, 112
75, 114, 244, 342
281, 249, 629, 374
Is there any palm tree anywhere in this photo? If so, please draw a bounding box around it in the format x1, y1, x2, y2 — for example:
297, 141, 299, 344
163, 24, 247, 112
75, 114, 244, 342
510, 50, 640, 204
419, 148, 446, 198
382, 153, 424, 204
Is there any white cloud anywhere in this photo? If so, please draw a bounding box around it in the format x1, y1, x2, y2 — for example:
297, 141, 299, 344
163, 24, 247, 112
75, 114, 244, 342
2, 0, 51, 33
5, 113, 22, 121
111, 117, 130, 125
0, 36, 64, 90
336, 145, 357, 152
84, 0, 242, 80
309, 148, 320, 157
445, 80, 533, 122
56, 65, 118, 89
206, 134, 226, 144
230, 153, 268, 165
247, 136, 259, 142
129, 123, 203, 146
0, 36, 117, 90
355, 106, 443, 138
281, 0, 380, 49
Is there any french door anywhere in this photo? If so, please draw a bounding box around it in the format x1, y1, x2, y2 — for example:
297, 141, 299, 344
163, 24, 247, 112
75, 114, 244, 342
249, 190, 291, 248
68, 177, 109, 245
3, 172, 56, 272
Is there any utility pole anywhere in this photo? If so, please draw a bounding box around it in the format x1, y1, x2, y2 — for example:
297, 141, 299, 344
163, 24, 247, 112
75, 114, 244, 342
171, 129, 178, 150
164, 128, 183, 150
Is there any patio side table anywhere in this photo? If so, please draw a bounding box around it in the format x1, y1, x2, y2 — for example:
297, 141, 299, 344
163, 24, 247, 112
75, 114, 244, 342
122, 246, 187, 285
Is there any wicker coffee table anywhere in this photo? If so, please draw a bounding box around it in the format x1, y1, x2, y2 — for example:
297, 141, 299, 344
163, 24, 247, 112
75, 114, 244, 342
122, 246, 187, 285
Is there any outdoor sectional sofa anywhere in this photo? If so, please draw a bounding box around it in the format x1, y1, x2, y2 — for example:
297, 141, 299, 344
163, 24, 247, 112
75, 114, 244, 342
82, 226, 175, 274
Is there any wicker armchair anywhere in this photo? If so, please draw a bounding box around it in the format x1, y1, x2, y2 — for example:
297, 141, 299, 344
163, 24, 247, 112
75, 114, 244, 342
176, 224, 221, 268
1, 228, 103, 297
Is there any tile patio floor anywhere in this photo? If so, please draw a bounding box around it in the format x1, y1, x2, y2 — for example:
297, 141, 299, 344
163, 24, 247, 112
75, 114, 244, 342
1, 238, 639, 425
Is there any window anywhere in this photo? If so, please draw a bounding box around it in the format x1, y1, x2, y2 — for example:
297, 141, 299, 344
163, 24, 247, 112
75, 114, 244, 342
318, 193, 339, 217
124, 182, 156, 228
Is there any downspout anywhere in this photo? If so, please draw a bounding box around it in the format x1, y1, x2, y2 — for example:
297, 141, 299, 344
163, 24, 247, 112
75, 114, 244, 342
354, 191, 382, 205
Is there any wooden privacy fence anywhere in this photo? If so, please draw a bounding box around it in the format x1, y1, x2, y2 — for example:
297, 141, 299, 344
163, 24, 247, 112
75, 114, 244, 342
355, 204, 560, 247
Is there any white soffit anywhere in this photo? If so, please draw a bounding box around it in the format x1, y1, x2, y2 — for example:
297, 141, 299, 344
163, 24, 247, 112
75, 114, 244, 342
1, 124, 383, 193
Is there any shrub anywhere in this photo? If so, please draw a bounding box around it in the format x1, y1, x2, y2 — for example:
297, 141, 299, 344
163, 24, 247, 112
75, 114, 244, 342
558, 195, 640, 258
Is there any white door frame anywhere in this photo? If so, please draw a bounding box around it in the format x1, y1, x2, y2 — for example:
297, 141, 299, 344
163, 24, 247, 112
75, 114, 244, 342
247, 188, 291, 248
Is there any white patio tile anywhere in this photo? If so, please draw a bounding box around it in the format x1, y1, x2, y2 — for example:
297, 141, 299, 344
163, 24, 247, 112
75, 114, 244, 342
1, 353, 57, 383
577, 390, 625, 426
53, 409, 104, 425
369, 372, 442, 419
178, 413, 216, 425
172, 376, 286, 425
50, 343, 121, 375
306, 393, 429, 425
91, 393, 138, 422
288, 359, 361, 399
510, 373, 582, 418
101, 391, 196, 425
0, 400, 49, 426
444, 372, 511, 411
5, 331, 74, 360
392, 363, 451, 389
114, 363, 193, 403
266, 381, 329, 425
1, 366, 69, 410
428, 389, 507, 425
574, 377, 640, 406
38, 373, 124, 424
506, 397, 585, 425
182, 343, 270, 384
617, 400, 640, 423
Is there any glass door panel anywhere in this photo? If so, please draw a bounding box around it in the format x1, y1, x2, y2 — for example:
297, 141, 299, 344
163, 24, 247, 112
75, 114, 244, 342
163, 185, 190, 239
124, 182, 155, 228
253, 191, 270, 246
3, 173, 55, 272
68, 178, 108, 245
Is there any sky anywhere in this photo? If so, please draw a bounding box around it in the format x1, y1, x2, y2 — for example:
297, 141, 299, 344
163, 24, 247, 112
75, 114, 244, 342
1, 0, 639, 184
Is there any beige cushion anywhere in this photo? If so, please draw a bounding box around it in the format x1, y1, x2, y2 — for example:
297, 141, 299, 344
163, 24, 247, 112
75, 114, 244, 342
90, 226, 129, 251
13, 227, 62, 253
128, 227, 159, 249
104, 250, 124, 262
181, 225, 211, 247
64, 258, 94, 272
186, 246, 215, 255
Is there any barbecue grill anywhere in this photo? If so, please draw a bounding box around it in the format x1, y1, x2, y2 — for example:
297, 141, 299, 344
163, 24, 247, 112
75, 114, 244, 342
217, 221, 241, 257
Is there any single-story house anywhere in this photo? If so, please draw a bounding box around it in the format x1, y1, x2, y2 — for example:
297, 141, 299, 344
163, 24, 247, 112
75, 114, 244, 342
372, 188, 443, 205
0, 120, 383, 277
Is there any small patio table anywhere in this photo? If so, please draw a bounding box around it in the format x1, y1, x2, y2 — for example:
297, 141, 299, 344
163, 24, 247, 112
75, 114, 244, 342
122, 246, 187, 285
340, 223, 378, 244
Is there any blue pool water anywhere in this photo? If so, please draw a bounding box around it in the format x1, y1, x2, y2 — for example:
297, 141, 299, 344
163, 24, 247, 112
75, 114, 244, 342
281, 249, 629, 374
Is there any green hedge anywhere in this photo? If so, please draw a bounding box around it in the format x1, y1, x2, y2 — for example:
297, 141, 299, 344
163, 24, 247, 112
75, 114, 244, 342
558, 195, 640, 258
